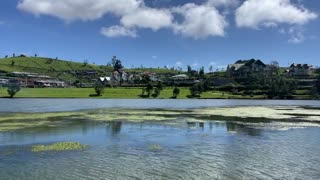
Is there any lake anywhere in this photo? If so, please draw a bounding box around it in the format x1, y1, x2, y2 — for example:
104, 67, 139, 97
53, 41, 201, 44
0, 99, 320, 179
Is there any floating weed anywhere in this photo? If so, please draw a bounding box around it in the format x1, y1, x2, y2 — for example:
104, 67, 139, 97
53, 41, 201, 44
31, 142, 88, 152
148, 144, 164, 152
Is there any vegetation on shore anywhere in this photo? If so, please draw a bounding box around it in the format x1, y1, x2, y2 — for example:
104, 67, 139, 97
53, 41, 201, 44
31, 142, 88, 152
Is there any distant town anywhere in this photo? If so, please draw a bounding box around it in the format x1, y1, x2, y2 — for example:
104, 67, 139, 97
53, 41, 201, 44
0, 54, 319, 99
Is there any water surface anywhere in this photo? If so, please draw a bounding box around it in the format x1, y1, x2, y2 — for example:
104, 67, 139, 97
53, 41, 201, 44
1, 99, 320, 179
0, 99, 320, 113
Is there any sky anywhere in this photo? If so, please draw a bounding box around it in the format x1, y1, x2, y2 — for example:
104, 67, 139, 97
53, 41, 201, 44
0, 0, 319, 71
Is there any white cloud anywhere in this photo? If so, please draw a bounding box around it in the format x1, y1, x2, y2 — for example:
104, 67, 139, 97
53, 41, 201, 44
172, 3, 228, 39
235, 0, 318, 28
17, 0, 229, 39
100, 25, 137, 38
120, 7, 173, 31
192, 62, 199, 67
17, 0, 316, 42
288, 26, 305, 44
175, 61, 183, 66
17, 0, 143, 21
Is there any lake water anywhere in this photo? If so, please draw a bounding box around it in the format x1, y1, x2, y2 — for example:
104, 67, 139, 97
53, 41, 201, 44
0, 99, 320, 179
0, 98, 320, 113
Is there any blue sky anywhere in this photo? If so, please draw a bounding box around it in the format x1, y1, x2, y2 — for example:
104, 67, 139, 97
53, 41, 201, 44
0, 0, 319, 70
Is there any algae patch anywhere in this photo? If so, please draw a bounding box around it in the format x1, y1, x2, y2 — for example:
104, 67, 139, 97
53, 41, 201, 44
31, 142, 88, 152
148, 144, 164, 152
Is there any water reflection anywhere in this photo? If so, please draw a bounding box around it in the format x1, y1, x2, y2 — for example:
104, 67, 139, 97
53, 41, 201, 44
226, 122, 262, 136
187, 122, 204, 129
186, 121, 262, 136
106, 121, 122, 135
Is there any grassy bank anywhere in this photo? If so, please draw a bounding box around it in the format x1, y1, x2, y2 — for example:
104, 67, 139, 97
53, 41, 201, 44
0, 87, 265, 99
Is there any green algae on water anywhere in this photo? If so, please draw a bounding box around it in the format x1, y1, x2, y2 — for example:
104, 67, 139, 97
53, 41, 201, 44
31, 142, 88, 152
148, 144, 164, 152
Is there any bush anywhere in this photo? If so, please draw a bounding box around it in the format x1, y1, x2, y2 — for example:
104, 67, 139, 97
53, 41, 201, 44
172, 87, 180, 98
7, 84, 21, 98
94, 82, 105, 96
189, 83, 204, 97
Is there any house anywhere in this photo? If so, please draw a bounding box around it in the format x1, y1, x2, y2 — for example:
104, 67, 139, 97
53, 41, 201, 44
0, 78, 8, 87
227, 59, 269, 78
99, 77, 111, 82
34, 80, 66, 88
172, 74, 189, 80
287, 63, 313, 77
170, 74, 200, 86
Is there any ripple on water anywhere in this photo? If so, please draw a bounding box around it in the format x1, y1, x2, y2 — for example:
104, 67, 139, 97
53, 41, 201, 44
0, 121, 320, 179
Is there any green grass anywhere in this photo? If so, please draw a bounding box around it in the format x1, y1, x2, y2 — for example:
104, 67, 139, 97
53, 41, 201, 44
31, 142, 88, 152
0, 57, 102, 72
0, 57, 106, 82
0, 87, 266, 99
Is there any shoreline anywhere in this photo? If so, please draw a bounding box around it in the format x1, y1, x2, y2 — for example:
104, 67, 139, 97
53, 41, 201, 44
0, 88, 316, 100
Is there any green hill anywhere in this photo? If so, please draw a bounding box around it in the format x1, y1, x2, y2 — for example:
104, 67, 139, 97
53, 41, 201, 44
0, 56, 180, 83
0, 57, 109, 82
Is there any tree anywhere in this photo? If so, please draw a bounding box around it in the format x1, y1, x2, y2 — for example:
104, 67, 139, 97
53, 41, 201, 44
35, 54, 37, 57
152, 88, 160, 98
153, 81, 164, 97
187, 65, 192, 74
145, 83, 153, 97
199, 67, 205, 78
111, 56, 117, 67
209, 65, 213, 72
83, 60, 88, 66
314, 73, 320, 97
7, 83, 21, 98
11, 60, 15, 66
270, 61, 280, 76
94, 82, 105, 96
172, 87, 180, 99
156, 81, 163, 91
13, 53, 15, 57
189, 83, 204, 97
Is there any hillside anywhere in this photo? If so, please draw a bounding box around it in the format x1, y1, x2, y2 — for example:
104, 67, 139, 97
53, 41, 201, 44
0, 57, 180, 83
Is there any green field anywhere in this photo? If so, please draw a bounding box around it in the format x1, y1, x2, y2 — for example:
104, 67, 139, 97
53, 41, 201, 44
0, 87, 265, 99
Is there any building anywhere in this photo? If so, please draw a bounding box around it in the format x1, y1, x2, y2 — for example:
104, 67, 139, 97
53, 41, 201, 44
170, 74, 200, 86
287, 63, 313, 77
0, 78, 8, 87
227, 59, 269, 78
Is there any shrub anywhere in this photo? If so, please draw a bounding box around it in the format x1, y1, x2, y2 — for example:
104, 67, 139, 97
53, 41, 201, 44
7, 84, 21, 98
172, 87, 180, 98
190, 83, 204, 97
94, 82, 105, 96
